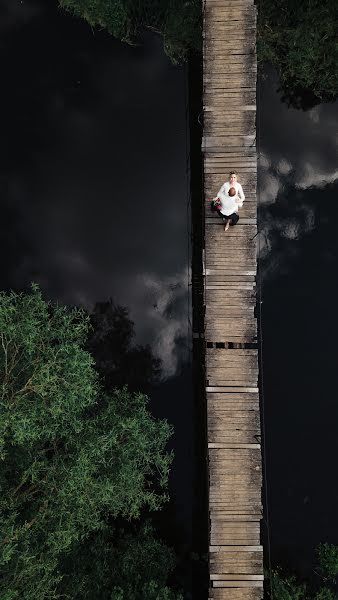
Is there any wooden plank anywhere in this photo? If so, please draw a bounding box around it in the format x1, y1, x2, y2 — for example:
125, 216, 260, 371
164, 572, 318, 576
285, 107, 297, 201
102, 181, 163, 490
208, 406, 260, 413
202, 136, 256, 150
204, 39, 256, 49
208, 443, 260, 449
208, 407, 260, 417
206, 366, 258, 374
208, 408, 260, 415
209, 592, 262, 600
204, 159, 257, 165
209, 476, 262, 483
204, 2, 262, 596
212, 582, 263, 589
205, 0, 255, 3
205, 329, 257, 336
206, 350, 258, 357
207, 372, 259, 380
204, 165, 257, 172
210, 476, 262, 480
207, 363, 258, 371
205, 236, 257, 243
205, 288, 256, 295
207, 380, 258, 384
207, 393, 259, 404
203, 146, 257, 154
208, 424, 260, 433
209, 459, 261, 466
210, 546, 263, 552
204, 101, 256, 110
210, 576, 264, 581
205, 313, 257, 324
208, 461, 261, 469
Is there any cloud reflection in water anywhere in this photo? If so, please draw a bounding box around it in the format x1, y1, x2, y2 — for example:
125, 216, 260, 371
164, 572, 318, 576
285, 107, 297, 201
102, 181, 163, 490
0, 4, 190, 379
258, 66, 338, 279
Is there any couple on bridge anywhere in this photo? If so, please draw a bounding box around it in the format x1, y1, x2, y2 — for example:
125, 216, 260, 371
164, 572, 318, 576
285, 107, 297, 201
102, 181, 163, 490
213, 171, 245, 232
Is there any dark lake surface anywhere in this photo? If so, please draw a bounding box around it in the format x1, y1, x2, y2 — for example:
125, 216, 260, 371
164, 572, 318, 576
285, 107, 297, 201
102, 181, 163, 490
259, 66, 338, 577
1, 0, 197, 596
3, 0, 338, 595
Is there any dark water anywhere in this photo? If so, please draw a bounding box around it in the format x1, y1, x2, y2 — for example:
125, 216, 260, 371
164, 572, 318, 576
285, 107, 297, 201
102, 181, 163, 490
1, 0, 197, 595
4, 0, 338, 593
258, 66, 338, 577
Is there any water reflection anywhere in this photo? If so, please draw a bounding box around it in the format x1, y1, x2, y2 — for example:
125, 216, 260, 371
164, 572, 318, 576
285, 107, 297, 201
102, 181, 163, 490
1, 1, 193, 595
1, 1, 190, 378
259, 66, 338, 575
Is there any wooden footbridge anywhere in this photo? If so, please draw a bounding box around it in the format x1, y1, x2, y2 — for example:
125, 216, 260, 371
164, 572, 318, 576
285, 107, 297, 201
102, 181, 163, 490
202, 0, 263, 598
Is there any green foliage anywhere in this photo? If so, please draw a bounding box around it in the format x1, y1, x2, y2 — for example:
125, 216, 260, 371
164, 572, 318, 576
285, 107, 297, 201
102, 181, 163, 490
58, 0, 202, 63
58, 0, 132, 40
316, 543, 338, 581
58, 0, 337, 100
267, 544, 338, 600
266, 568, 307, 600
57, 523, 183, 599
162, 0, 202, 63
314, 589, 338, 600
0, 286, 173, 600
110, 524, 183, 599
257, 0, 338, 106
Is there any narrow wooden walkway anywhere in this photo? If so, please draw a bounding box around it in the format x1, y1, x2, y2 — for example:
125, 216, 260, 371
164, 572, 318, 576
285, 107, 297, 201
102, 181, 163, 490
202, 0, 263, 598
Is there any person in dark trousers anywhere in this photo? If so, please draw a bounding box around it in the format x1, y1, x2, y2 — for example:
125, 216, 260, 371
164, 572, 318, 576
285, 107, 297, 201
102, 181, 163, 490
213, 172, 245, 232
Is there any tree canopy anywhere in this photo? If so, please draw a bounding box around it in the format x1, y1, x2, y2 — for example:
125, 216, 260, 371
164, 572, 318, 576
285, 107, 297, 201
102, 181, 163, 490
257, 0, 338, 107
267, 569, 307, 600
57, 523, 183, 599
0, 286, 178, 599
266, 544, 338, 600
316, 543, 338, 582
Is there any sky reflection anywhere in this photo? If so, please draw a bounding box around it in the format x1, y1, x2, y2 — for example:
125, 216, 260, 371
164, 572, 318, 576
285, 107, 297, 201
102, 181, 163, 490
259, 66, 338, 574
1, 2, 190, 378
258, 66, 338, 278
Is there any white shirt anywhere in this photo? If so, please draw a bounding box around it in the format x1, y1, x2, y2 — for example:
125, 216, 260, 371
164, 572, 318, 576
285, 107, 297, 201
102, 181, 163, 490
216, 181, 245, 216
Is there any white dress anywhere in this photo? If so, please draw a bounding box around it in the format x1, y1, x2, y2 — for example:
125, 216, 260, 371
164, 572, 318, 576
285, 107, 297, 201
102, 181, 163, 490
216, 181, 245, 216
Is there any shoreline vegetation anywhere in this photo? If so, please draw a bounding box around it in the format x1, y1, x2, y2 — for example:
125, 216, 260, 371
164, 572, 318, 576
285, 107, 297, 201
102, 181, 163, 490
266, 543, 338, 600
58, 0, 338, 107
256, 0, 338, 108
0, 286, 183, 600
3, 1, 337, 597
58, 0, 202, 64
55, 1, 338, 597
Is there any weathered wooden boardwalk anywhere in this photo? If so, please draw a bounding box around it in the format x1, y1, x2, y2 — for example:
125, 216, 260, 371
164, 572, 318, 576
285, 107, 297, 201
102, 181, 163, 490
202, 0, 263, 598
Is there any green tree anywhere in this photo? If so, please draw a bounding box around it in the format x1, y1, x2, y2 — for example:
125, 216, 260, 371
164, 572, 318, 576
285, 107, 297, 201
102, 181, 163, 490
316, 543, 338, 582
257, 0, 338, 107
57, 523, 183, 599
266, 568, 307, 600
0, 286, 174, 600
314, 589, 338, 600
266, 544, 338, 600
58, 0, 202, 63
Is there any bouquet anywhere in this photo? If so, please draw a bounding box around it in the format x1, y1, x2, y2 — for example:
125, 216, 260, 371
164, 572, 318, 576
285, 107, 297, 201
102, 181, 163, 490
212, 197, 221, 211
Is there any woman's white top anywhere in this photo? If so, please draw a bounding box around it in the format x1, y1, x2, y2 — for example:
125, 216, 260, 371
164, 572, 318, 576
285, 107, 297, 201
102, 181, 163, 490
216, 181, 245, 216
